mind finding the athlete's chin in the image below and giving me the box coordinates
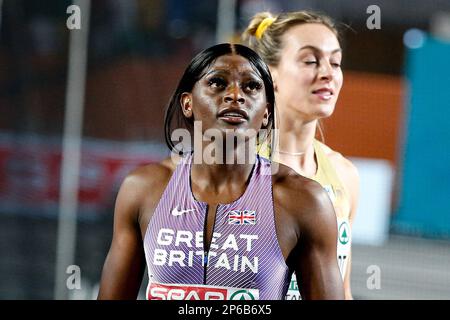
[313,103,336,118]
[223,128,259,141]
[216,122,260,136]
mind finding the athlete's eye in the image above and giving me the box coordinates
[302,54,319,65]
[244,80,263,93]
[208,77,227,89]
[331,61,341,68]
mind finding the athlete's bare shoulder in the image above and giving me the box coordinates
[271,162,337,261]
[116,156,177,235]
[318,142,359,180]
[272,162,335,228]
[98,158,177,299]
[124,159,174,195]
[272,162,330,213]
[318,142,359,203]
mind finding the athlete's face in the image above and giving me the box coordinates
[181,54,269,137]
[271,23,343,121]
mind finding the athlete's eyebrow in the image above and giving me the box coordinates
[204,68,261,79]
[298,45,342,55]
[204,69,229,76]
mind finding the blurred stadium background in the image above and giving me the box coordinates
[1,0,450,299]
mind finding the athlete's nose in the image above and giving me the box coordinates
[223,82,245,104]
[318,61,333,82]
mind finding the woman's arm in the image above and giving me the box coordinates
[97,164,172,299]
[291,181,345,300]
[97,173,147,299]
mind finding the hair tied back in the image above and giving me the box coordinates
[255,17,276,39]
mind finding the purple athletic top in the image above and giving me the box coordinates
[143,154,290,300]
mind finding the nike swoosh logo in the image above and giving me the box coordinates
[171,207,196,216]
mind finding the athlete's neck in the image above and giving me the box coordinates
[274,110,317,177]
[191,141,256,199]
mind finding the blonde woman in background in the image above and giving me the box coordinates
[243,11,359,300]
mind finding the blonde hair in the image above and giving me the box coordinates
[242,11,339,67]
[242,11,339,142]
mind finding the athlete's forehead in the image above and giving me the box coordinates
[282,23,341,56]
[203,54,261,79]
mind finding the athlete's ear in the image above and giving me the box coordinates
[180,93,193,118]
[262,107,269,128]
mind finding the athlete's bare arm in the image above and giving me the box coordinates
[273,164,344,300]
[97,163,173,299]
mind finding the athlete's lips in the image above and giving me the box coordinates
[217,107,249,124]
[311,87,334,101]
[312,87,334,95]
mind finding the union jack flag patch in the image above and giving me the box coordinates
[227,210,256,225]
